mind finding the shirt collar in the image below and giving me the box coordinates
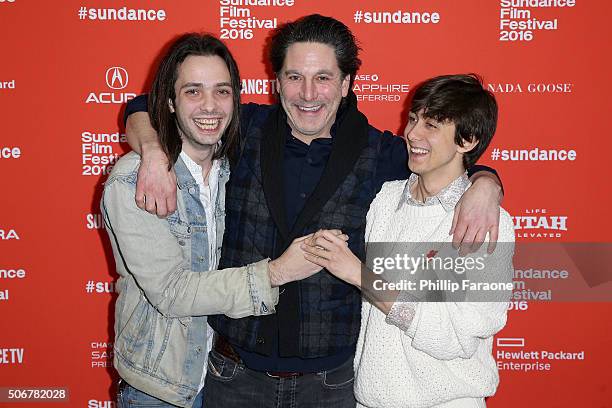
[397,172,470,213]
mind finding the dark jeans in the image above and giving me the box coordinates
[203,349,356,408]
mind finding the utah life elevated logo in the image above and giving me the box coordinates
[513,208,567,239]
[86,66,136,104]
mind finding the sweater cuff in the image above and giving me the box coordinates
[247,259,279,316]
[385,291,419,332]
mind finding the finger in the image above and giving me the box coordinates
[470,229,487,253]
[293,233,314,244]
[452,218,467,250]
[145,195,157,214]
[301,244,332,262]
[165,192,177,215]
[313,230,338,243]
[310,238,334,253]
[165,170,178,214]
[487,225,499,254]
[458,226,478,256]
[450,202,461,235]
[135,167,147,210]
[135,193,146,210]
[338,234,349,242]
[313,236,336,251]
[312,229,326,240]
[321,230,346,245]
[301,243,330,260]
[303,252,329,268]
[156,200,168,218]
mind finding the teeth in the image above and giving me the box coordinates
[194,118,220,130]
[410,147,429,154]
[298,105,321,112]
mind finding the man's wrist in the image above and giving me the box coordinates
[267,259,283,287]
[141,141,170,168]
[472,172,503,201]
[141,140,164,156]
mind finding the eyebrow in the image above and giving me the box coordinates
[180,81,232,89]
[283,69,336,76]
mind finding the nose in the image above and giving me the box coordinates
[404,121,420,142]
[200,90,217,112]
[300,78,317,101]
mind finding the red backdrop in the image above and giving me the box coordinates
[1,0,611,407]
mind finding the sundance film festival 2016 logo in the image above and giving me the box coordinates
[86,66,136,104]
[81,131,125,177]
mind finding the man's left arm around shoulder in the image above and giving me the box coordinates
[456,165,504,255]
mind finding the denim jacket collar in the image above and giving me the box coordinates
[175,156,198,190]
[175,155,230,191]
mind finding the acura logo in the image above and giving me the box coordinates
[105,67,128,90]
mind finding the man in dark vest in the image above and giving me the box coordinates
[124,14,504,408]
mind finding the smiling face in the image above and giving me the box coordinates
[404,109,477,181]
[276,42,350,143]
[171,55,234,159]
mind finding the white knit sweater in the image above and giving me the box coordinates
[354,177,515,408]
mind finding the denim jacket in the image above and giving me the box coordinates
[102,152,278,407]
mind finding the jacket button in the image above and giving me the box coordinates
[256,337,265,345]
[195,346,202,354]
[198,256,205,262]
[178,240,185,246]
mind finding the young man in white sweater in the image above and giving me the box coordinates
[302,74,515,408]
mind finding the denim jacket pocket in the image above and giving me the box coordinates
[118,296,152,355]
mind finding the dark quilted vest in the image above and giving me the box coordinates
[208,103,383,358]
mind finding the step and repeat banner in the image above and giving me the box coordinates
[1,0,611,407]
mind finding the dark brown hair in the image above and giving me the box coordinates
[148,34,241,168]
[410,74,498,168]
[269,14,361,90]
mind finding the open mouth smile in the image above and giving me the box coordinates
[193,118,222,131]
[296,105,323,113]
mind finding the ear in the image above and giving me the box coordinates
[341,74,350,97]
[168,99,175,113]
[275,77,281,96]
[457,137,479,154]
